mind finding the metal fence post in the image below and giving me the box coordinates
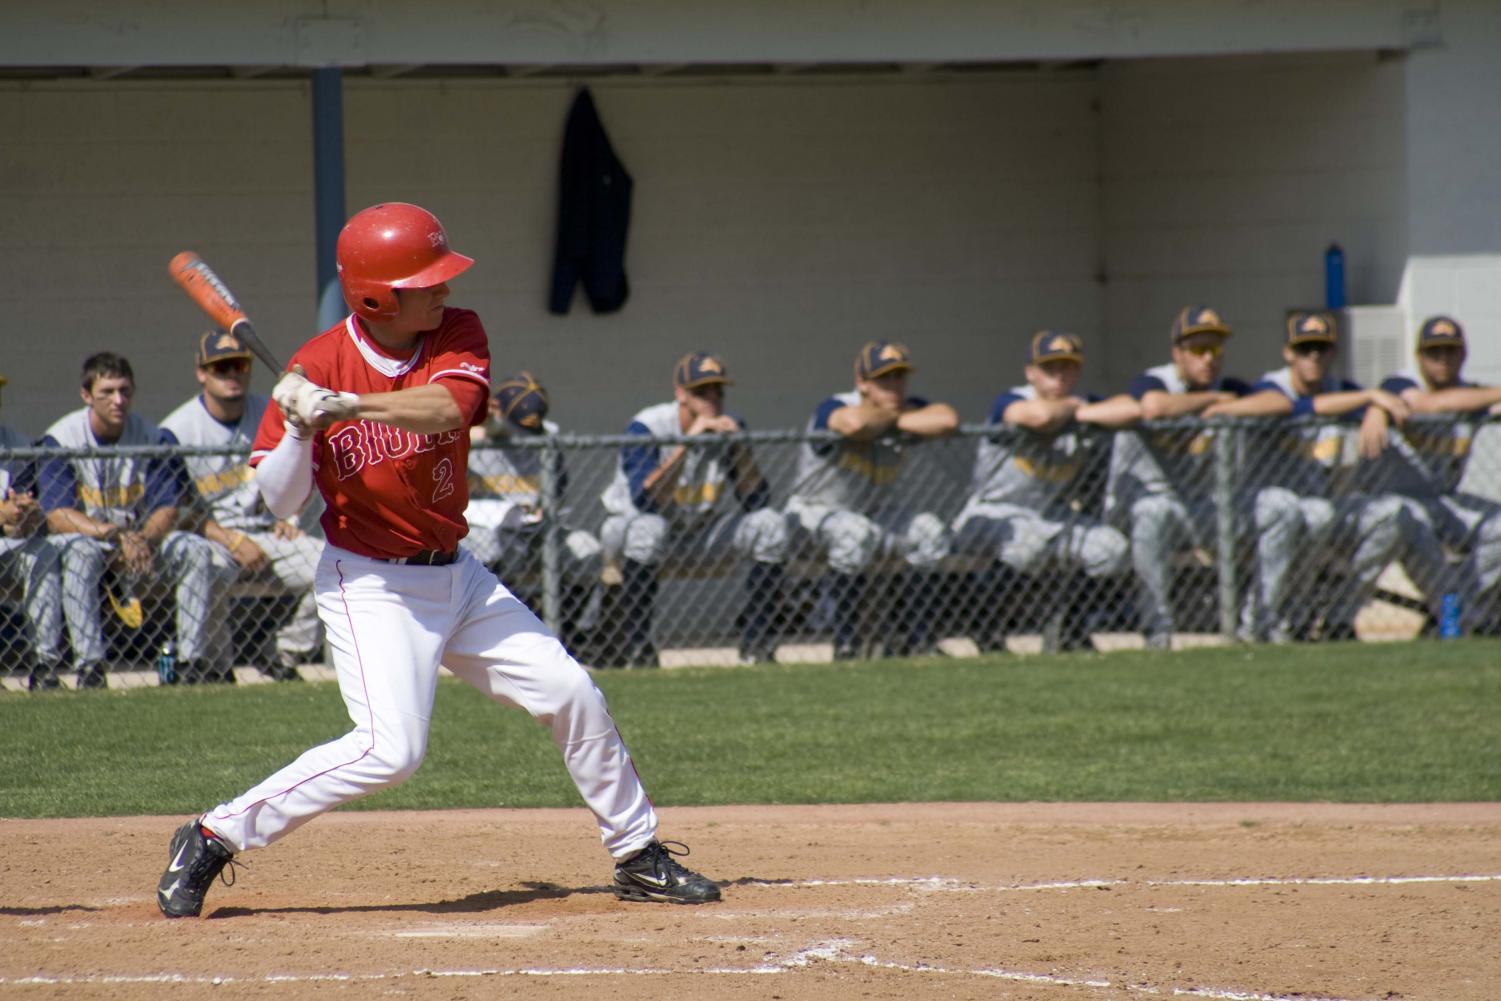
[1213,422,1239,639]
[539,438,563,635]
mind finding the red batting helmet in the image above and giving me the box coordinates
[336,202,474,321]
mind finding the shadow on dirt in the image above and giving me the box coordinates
[205,881,616,918]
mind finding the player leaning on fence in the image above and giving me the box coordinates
[1105,307,1252,650]
[601,352,788,668]
[953,331,1136,653]
[1203,312,1445,643]
[786,342,959,660]
[1361,316,1501,635]
[160,330,324,682]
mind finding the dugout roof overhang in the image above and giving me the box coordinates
[0,0,1433,80]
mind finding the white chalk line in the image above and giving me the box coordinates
[7,872,1485,997]
[0,940,1358,1000]
[747,872,1501,892]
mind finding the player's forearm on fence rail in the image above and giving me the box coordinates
[1406,385,1501,414]
[1140,390,1228,420]
[895,402,959,438]
[1203,390,1290,418]
[349,383,466,435]
[828,402,899,440]
[256,432,315,520]
[1310,390,1379,417]
[1076,394,1141,429]
[1002,397,1078,432]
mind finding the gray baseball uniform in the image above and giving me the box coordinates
[161,391,323,667]
[953,385,1126,578]
[785,390,948,574]
[601,401,787,568]
[0,425,66,670]
[1372,373,1501,628]
[39,408,230,670]
[1239,367,1439,640]
[1106,364,1250,638]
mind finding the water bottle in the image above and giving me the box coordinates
[1324,243,1346,310]
[157,640,178,685]
[1439,593,1462,639]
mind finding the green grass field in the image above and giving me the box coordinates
[2,639,1498,818]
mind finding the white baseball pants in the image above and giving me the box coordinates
[205,545,658,859]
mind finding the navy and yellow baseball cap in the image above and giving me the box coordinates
[674,352,732,390]
[493,371,549,433]
[1416,315,1465,351]
[1170,306,1232,344]
[855,341,914,380]
[1028,330,1085,365]
[196,329,254,366]
[1285,311,1338,347]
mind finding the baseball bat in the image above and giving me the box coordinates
[167,252,284,372]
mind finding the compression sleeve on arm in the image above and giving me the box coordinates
[255,431,315,519]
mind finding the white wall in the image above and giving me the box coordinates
[1399,0,1501,384]
[1099,51,1408,385]
[0,72,1103,436]
[0,82,316,436]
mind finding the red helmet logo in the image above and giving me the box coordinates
[336,203,474,321]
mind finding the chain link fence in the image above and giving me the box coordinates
[3,414,1499,688]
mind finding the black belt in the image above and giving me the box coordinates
[378,549,459,566]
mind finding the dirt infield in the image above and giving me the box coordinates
[2,803,1499,1000]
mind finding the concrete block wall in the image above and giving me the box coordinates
[1099,50,1407,387]
[0,73,1103,437]
[0,51,1427,437]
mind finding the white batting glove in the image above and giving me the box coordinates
[273,365,360,429]
[308,389,360,424]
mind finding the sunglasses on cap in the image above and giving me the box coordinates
[205,359,251,375]
[1291,342,1334,357]
[1180,342,1223,359]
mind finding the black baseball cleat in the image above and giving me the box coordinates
[157,820,239,918]
[613,840,721,904]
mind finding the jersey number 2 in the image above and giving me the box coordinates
[432,458,455,503]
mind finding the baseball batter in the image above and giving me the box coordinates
[160,330,324,681]
[157,202,718,919]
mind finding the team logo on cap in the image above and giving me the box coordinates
[879,345,906,362]
[1300,314,1328,335]
[215,333,240,351]
[1196,309,1222,326]
[699,357,723,373]
[1048,335,1073,353]
[1430,319,1456,336]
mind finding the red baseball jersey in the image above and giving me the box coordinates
[251,308,491,559]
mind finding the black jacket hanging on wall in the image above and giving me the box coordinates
[548,88,633,315]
